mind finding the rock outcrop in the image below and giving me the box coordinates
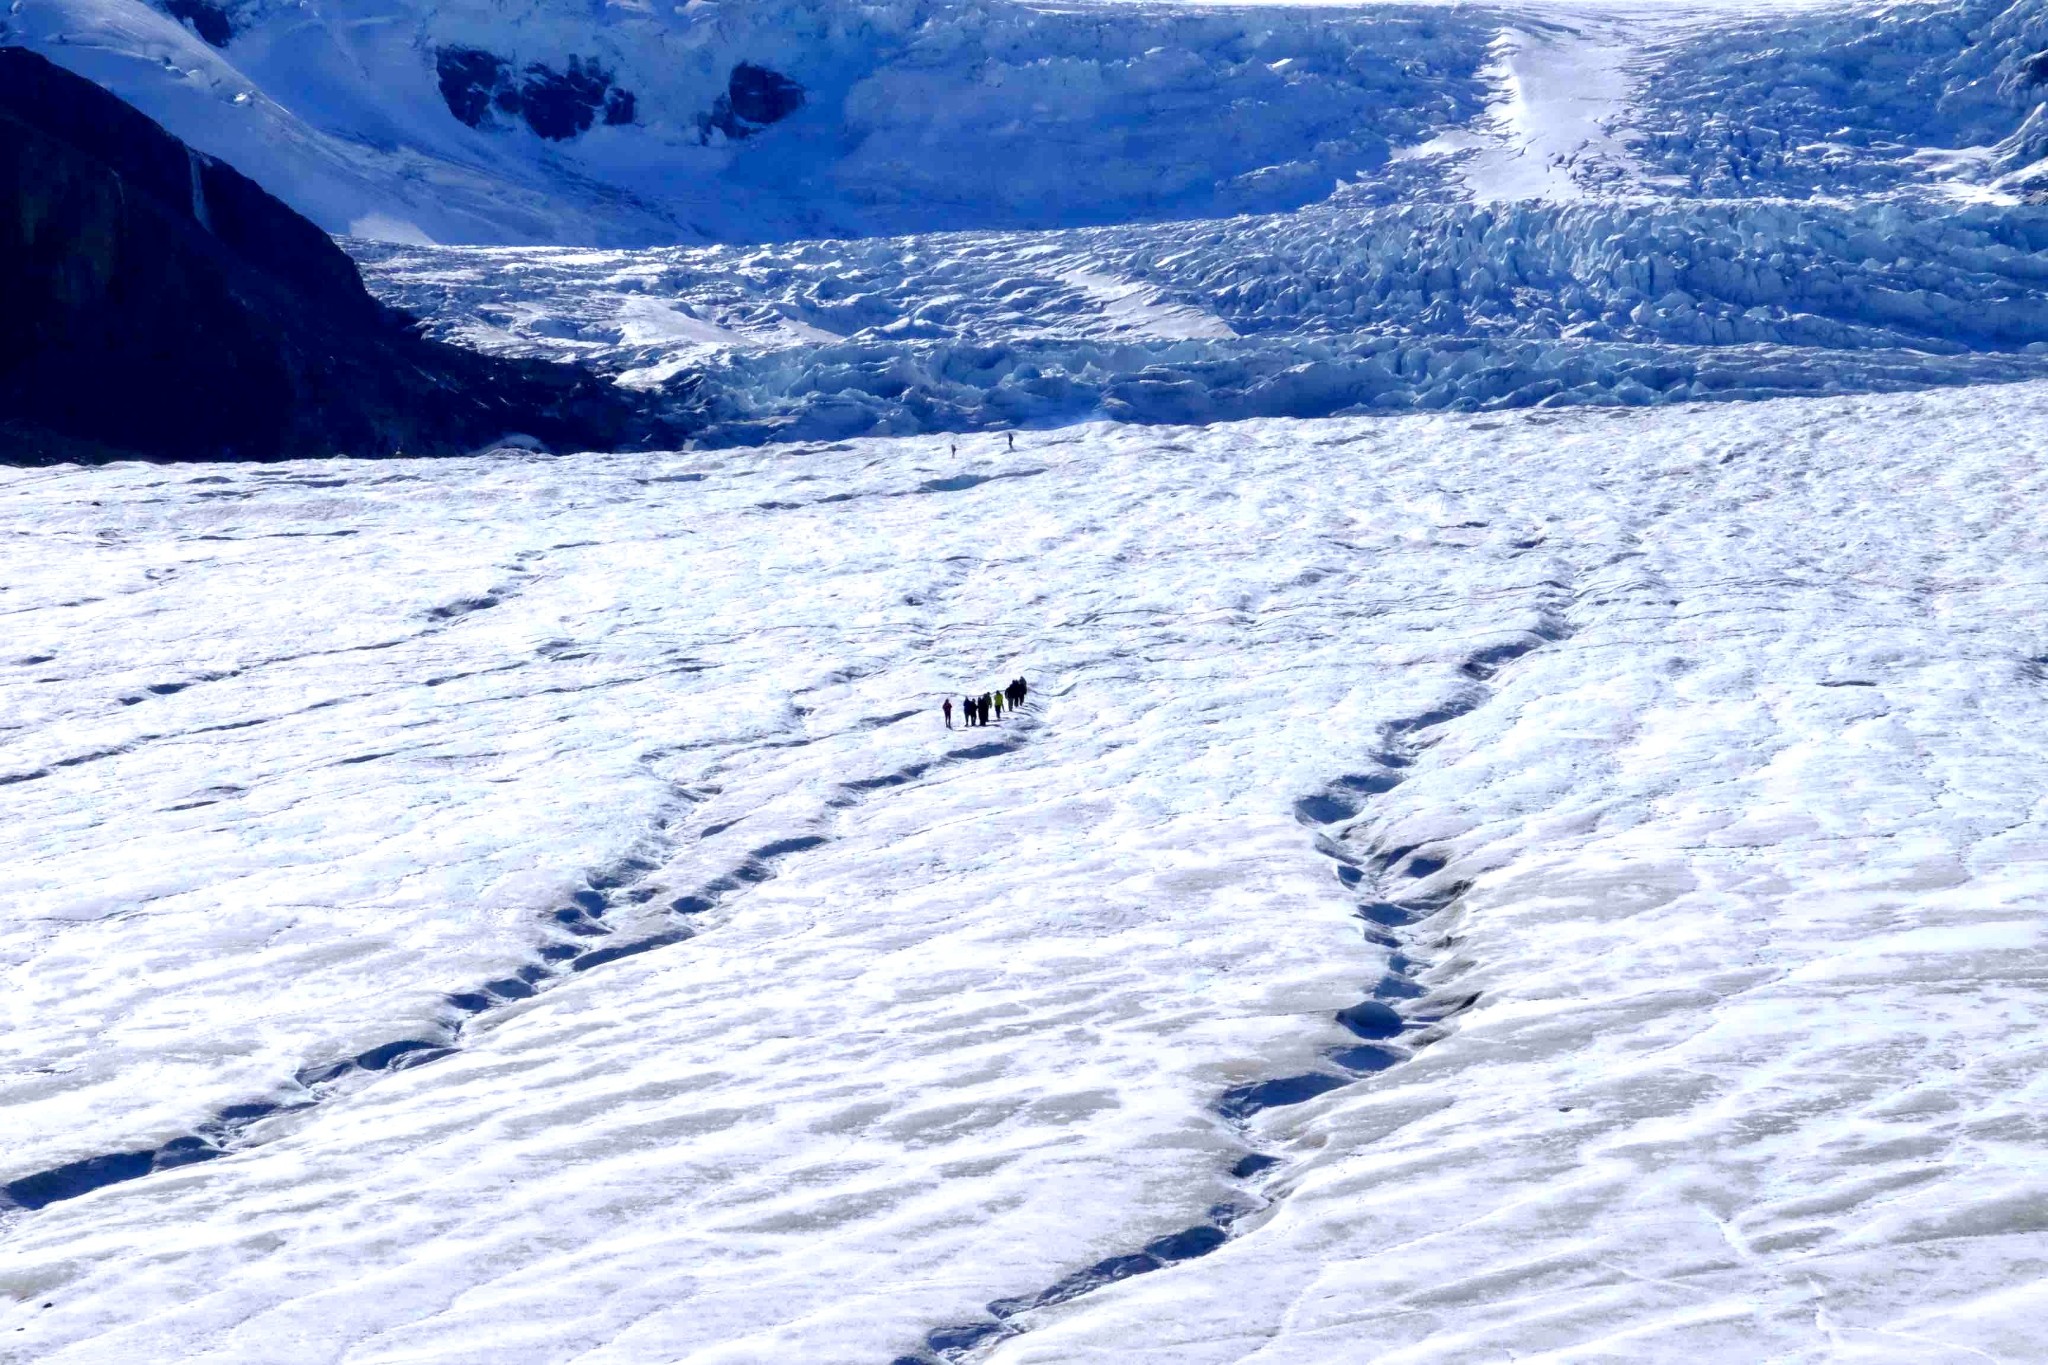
[698,62,805,143]
[434,48,636,140]
[0,46,667,462]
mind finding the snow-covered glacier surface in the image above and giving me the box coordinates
[6,381,2048,1361]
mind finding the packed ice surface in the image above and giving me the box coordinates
[6,381,2048,1361]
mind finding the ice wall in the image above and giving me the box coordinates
[1631,0,2048,198]
[356,196,2048,444]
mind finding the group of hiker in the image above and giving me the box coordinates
[945,677,1029,728]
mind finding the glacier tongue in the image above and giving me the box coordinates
[15,0,2048,248]
[12,0,2048,1361]
[30,0,2048,438]
[354,196,2048,443]
[6,383,2048,1361]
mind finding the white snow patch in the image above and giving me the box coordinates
[611,296,749,349]
[1061,268,1237,341]
[1458,20,1643,202]
[346,212,439,245]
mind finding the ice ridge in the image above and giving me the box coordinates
[356,197,2048,444]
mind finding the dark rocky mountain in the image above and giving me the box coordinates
[698,62,806,144]
[0,46,672,463]
[434,48,637,140]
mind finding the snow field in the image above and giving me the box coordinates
[6,380,2048,1360]
[996,394,2048,1361]
[9,0,2048,1357]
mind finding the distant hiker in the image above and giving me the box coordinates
[963,694,977,726]
[1007,432,1015,452]
[950,442,958,458]
[992,690,1004,720]
[943,698,953,729]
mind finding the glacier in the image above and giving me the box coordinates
[27,0,2048,442]
[353,196,2048,443]
[9,0,2048,1360]
[6,383,2048,1361]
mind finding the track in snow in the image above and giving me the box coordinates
[2,693,1043,1215]
[895,582,1578,1362]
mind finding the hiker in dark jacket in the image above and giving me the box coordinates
[943,698,953,728]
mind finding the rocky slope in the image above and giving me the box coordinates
[0,47,666,461]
